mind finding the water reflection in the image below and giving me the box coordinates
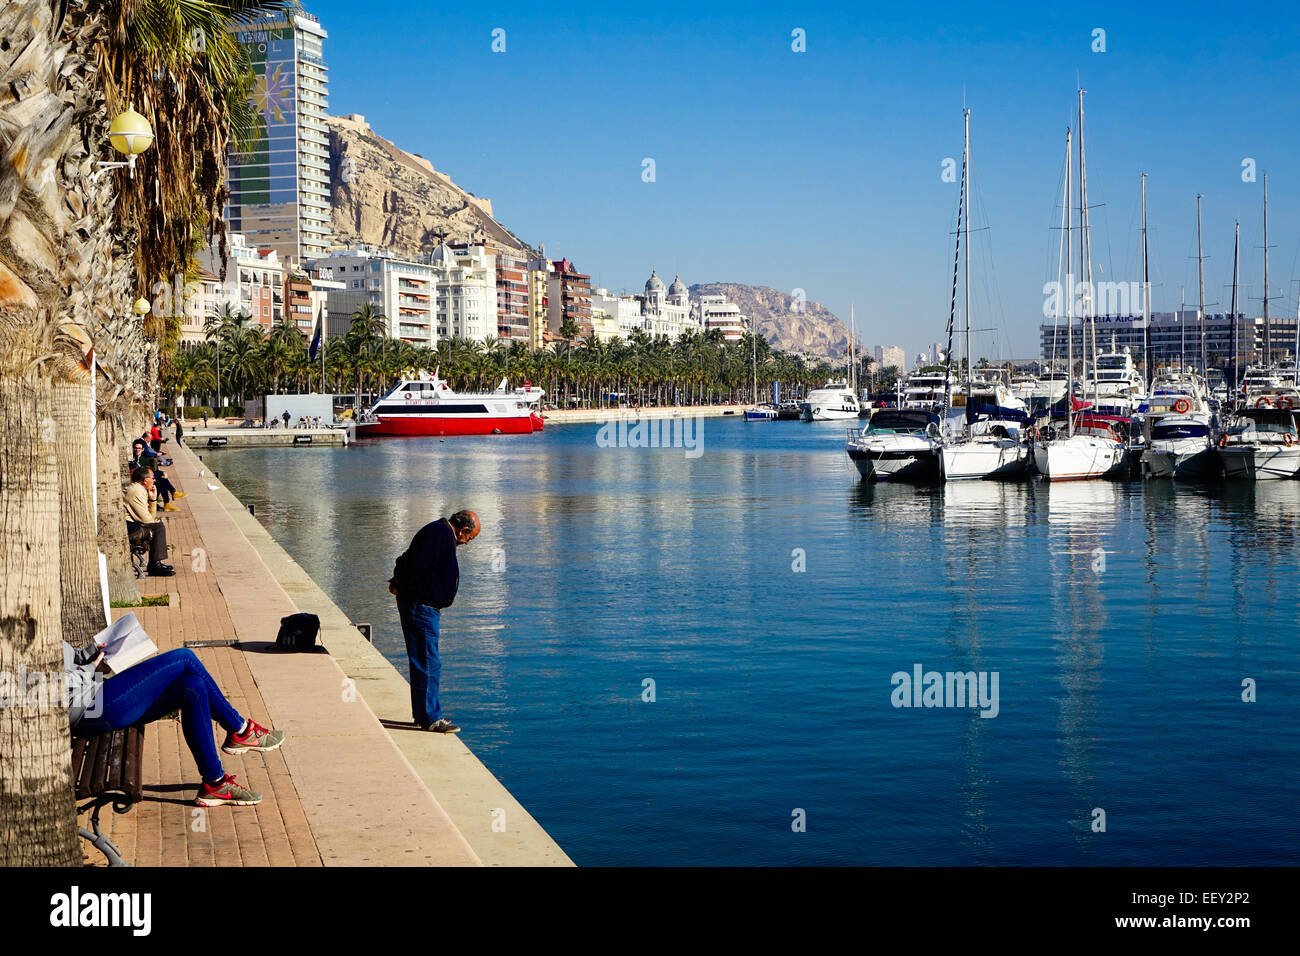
[202,421,1300,866]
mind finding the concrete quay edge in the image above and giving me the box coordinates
[179,442,574,867]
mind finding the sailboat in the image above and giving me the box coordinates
[1142,210,1223,480]
[1032,91,1126,481]
[941,108,1031,481]
[743,313,777,421]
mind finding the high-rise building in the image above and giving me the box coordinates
[495,251,532,344]
[547,259,593,339]
[873,345,906,372]
[526,259,550,348]
[436,242,497,342]
[226,11,332,266]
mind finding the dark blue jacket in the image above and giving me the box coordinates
[391,519,460,609]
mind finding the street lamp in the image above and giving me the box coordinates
[96,106,154,179]
[133,297,151,319]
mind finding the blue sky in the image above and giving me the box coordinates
[307,0,1300,360]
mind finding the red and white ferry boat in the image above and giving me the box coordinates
[359,373,545,436]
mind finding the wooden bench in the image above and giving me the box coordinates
[72,724,147,866]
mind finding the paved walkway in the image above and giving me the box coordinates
[79,432,481,866]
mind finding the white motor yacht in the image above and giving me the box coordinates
[800,381,861,421]
[1216,407,1300,480]
[1141,414,1217,480]
[845,409,942,481]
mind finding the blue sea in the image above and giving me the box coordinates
[203,416,1300,865]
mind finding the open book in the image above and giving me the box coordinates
[92,612,158,675]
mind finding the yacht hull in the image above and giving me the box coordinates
[1033,435,1125,481]
[802,405,861,421]
[847,446,941,482]
[1217,445,1300,480]
[941,441,1031,481]
[1142,444,1219,480]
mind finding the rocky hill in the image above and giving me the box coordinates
[690,283,850,361]
[327,114,534,257]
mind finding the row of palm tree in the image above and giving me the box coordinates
[0,0,299,865]
[166,306,887,412]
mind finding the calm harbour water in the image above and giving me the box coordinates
[203,416,1300,866]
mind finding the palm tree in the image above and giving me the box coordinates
[205,303,251,409]
[350,302,389,390]
[0,0,296,865]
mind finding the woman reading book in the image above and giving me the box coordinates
[66,634,286,807]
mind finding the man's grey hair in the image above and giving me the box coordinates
[448,511,477,534]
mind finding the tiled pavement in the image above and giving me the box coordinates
[78,430,480,866]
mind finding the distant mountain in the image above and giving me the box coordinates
[689,283,849,362]
[327,114,535,257]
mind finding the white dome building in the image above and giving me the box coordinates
[640,269,695,338]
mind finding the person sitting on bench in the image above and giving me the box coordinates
[124,468,174,577]
[66,641,285,807]
[130,440,182,510]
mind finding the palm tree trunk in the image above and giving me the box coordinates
[97,414,138,605]
[54,378,105,644]
[0,373,80,866]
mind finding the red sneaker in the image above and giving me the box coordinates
[222,719,286,755]
[195,774,262,807]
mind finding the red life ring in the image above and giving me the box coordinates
[1173,398,1191,414]
[1286,433,1296,447]
[1277,396,1294,411]
[1256,396,1273,409]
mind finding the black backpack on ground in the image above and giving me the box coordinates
[276,612,321,651]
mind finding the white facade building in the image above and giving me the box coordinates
[697,293,747,342]
[591,288,645,338]
[640,270,696,338]
[308,246,436,346]
[433,242,497,342]
[196,231,284,330]
[874,344,906,372]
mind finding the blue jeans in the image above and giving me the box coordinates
[77,648,243,784]
[398,600,442,725]
[155,474,175,504]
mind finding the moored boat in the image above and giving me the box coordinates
[1215,407,1300,480]
[1141,413,1217,480]
[362,374,545,436]
[845,409,942,481]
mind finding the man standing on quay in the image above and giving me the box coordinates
[389,510,480,733]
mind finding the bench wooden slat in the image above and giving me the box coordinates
[104,729,126,792]
[89,731,112,793]
[125,726,145,802]
[73,725,147,803]
[70,736,90,797]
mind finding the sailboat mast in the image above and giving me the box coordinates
[1262,173,1271,367]
[1078,88,1096,407]
[1141,173,1151,389]
[1231,222,1240,392]
[1196,194,1206,375]
[942,110,966,414]
[1180,288,1186,370]
[849,303,856,396]
[1065,127,1074,438]
[963,107,972,422]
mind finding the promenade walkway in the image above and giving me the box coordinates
[78,430,566,866]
